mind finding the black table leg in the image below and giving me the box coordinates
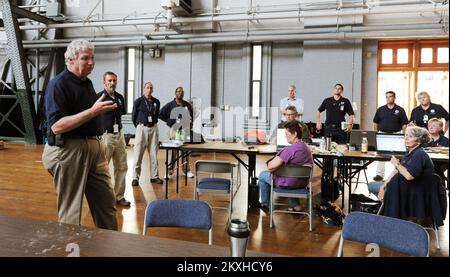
[165,149,169,199]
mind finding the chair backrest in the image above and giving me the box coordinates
[272,164,313,180]
[143,200,212,230]
[339,212,429,257]
[195,160,234,174]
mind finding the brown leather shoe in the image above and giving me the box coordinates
[373,175,383,182]
[151,177,164,184]
[116,198,131,207]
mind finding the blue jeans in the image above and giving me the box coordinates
[258,170,300,207]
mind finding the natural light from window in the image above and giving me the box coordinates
[421,48,433,63]
[382,49,393,64]
[397,48,409,64]
[437,47,449,63]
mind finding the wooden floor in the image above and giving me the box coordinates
[0,142,448,257]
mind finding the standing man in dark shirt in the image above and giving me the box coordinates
[372,91,408,181]
[42,39,118,230]
[159,86,194,178]
[97,71,130,207]
[316,83,355,144]
[410,91,449,133]
[131,81,163,186]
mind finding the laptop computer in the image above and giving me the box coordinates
[276,128,291,150]
[376,133,407,154]
[349,130,377,151]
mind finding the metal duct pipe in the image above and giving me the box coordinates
[13,3,448,31]
[21,29,447,48]
[20,23,446,45]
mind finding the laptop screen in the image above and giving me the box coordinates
[349,130,377,151]
[277,128,291,148]
[376,134,406,153]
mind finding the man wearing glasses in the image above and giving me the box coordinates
[279,85,304,122]
[271,106,311,143]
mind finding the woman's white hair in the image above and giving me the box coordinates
[64,39,94,65]
[405,126,431,145]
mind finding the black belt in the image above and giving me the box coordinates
[68,135,102,140]
[325,124,340,128]
[139,123,155,127]
[106,130,121,134]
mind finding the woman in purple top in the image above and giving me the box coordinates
[258,121,313,211]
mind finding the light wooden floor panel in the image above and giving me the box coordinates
[0,142,447,257]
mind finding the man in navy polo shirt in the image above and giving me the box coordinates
[159,86,194,178]
[372,91,408,181]
[42,39,118,230]
[131,81,163,186]
[316,83,355,144]
[97,71,130,207]
[410,91,449,133]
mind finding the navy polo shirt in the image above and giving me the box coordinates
[318,96,354,125]
[400,146,434,180]
[410,103,449,129]
[97,90,126,133]
[131,96,160,127]
[427,135,449,147]
[373,104,408,133]
[159,99,193,128]
[45,68,102,136]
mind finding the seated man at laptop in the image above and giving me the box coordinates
[368,127,433,202]
[270,106,311,144]
[258,122,313,211]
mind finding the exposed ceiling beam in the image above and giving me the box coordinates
[10,5,57,25]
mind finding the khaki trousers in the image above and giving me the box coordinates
[42,138,118,230]
[103,131,128,201]
[133,124,160,180]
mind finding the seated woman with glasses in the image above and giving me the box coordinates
[258,121,313,212]
[374,126,445,225]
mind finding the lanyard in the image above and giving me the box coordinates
[104,91,119,124]
[144,97,153,115]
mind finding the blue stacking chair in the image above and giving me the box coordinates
[143,199,213,245]
[194,160,239,219]
[337,211,429,257]
[270,164,314,231]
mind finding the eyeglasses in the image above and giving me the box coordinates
[285,113,297,116]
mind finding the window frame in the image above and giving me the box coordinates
[250,44,263,118]
[378,39,449,110]
[125,47,136,114]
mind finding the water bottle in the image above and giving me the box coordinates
[326,135,332,151]
[228,219,250,257]
[175,130,181,141]
[361,137,368,153]
[320,137,326,152]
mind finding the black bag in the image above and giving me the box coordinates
[350,194,382,214]
[315,202,346,227]
[248,177,260,208]
[321,176,340,203]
